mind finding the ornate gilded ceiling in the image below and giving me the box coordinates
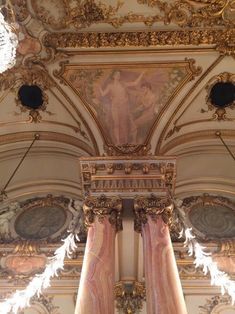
[0,1,234,312]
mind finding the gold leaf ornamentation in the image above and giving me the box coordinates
[83,195,123,232]
[43,29,235,53]
[115,281,146,314]
[138,0,235,27]
[134,194,173,232]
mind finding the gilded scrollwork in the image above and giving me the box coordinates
[83,195,123,232]
[202,72,235,119]
[138,0,235,27]
[134,194,173,233]
[17,0,235,31]
[199,295,231,314]
[115,281,146,314]
[0,65,54,122]
[32,0,124,30]
[104,144,151,156]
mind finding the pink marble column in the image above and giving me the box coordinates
[75,195,122,314]
[142,217,187,314]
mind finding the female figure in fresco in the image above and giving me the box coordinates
[99,70,144,144]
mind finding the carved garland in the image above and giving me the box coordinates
[43,29,235,55]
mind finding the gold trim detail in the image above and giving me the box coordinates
[204,72,235,117]
[161,129,235,154]
[55,59,201,150]
[156,55,224,153]
[80,157,176,197]
[0,64,90,140]
[181,194,235,240]
[134,194,173,232]
[43,29,235,53]
[138,0,235,27]
[164,74,235,140]
[22,0,235,29]
[199,295,231,313]
[104,143,151,156]
[115,281,146,314]
[0,65,54,92]
[83,195,123,232]
[0,131,95,156]
[32,0,123,29]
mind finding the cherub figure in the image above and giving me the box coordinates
[0,201,19,239]
[68,199,86,237]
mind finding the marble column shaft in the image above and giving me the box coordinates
[75,217,116,314]
[142,216,187,314]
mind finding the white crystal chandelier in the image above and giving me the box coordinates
[0,1,18,73]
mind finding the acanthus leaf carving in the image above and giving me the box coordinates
[134,194,173,233]
[83,195,123,232]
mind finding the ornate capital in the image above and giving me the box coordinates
[134,194,173,233]
[115,281,146,314]
[83,195,123,232]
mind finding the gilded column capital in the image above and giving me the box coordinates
[134,194,173,233]
[83,195,123,232]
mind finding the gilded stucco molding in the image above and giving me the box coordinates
[134,194,173,233]
[0,65,54,93]
[115,281,146,314]
[165,72,235,139]
[199,295,232,314]
[138,0,235,27]
[181,193,235,210]
[180,194,235,240]
[0,62,90,139]
[204,72,235,118]
[80,157,176,197]
[83,195,123,232]
[43,29,235,51]
[16,0,235,29]
[156,55,224,154]
[104,143,151,156]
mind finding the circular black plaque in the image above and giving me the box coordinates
[15,206,66,239]
[209,82,235,108]
[18,85,43,110]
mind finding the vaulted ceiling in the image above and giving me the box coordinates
[0,0,235,313]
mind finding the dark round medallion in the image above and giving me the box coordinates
[18,85,43,110]
[189,204,235,239]
[15,206,66,239]
[209,82,235,108]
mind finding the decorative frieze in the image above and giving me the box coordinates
[80,156,176,198]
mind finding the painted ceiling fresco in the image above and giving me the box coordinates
[61,62,195,145]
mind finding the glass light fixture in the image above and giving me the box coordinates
[0,0,18,73]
